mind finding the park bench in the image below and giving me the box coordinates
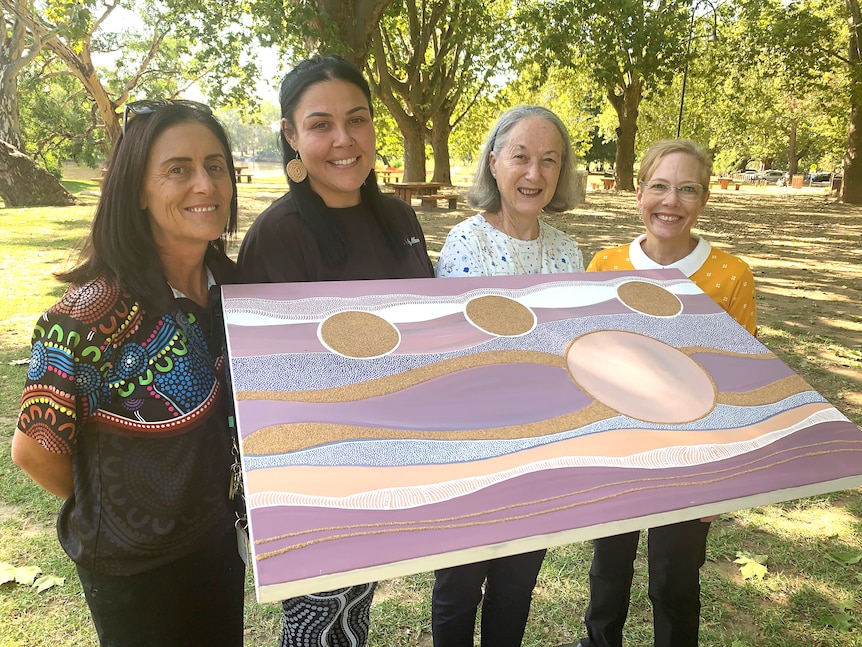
[237,172,254,183]
[418,192,459,210]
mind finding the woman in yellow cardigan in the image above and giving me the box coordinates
[574,139,756,647]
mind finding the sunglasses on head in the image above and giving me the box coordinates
[119,99,213,136]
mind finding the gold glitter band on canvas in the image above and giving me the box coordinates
[286,157,308,183]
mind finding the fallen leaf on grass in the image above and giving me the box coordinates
[819,611,853,633]
[838,599,855,612]
[1,563,65,592]
[7,358,30,365]
[825,549,862,565]
[734,553,768,580]
[14,565,42,585]
[0,562,15,584]
[33,575,65,592]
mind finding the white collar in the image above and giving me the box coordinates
[627,234,711,277]
[169,266,215,300]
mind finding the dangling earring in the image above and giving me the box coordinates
[286,152,307,183]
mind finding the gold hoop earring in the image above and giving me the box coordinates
[285,154,307,183]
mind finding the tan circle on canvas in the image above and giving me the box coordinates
[617,281,682,317]
[465,295,536,337]
[319,311,400,358]
[565,330,715,424]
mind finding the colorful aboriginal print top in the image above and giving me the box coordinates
[17,264,238,576]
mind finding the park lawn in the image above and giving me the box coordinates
[1,184,861,646]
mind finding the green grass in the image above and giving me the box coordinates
[60,179,101,194]
[1,184,861,646]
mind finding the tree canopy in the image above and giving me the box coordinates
[4,0,861,203]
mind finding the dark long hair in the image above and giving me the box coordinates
[278,55,404,266]
[59,103,238,314]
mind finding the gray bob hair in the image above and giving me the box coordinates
[466,105,578,213]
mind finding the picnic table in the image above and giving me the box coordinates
[377,167,401,183]
[234,165,254,183]
[390,182,458,210]
[715,177,740,190]
[390,182,449,203]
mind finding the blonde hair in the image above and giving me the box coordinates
[637,139,712,188]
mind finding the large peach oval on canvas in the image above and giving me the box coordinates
[318,311,400,358]
[565,330,715,423]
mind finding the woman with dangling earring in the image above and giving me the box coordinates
[237,55,434,647]
[238,55,433,285]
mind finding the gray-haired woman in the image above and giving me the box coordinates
[436,105,583,279]
[433,105,584,647]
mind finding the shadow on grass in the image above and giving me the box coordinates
[60,179,100,194]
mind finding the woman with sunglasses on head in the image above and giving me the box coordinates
[564,139,757,647]
[11,100,245,647]
[237,55,433,647]
[433,105,583,647]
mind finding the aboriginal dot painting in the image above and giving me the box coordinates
[222,269,862,602]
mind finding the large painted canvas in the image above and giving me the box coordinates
[222,269,862,603]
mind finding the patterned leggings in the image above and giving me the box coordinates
[280,582,377,647]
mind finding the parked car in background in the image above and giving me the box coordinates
[809,172,833,187]
[757,169,787,183]
[742,169,759,181]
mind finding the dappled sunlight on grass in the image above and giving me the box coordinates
[735,505,859,541]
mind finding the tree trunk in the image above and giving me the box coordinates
[842,0,862,203]
[787,119,798,177]
[367,24,428,182]
[0,7,32,151]
[0,70,22,151]
[429,119,451,184]
[608,80,642,191]
[842,102,862,203]
[0,140,77,207]
[400,119,426,182]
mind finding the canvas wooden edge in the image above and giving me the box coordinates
[253,475,862,602]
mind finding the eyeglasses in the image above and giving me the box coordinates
[639,182,706,202]
[119,99,213,136]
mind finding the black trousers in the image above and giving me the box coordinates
[76,530,245,647]
[584,520,711,647]
[432,549,546,647]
